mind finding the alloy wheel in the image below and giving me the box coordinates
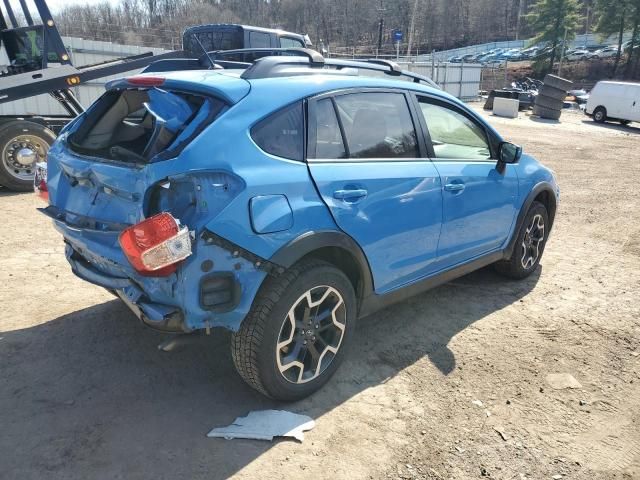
[521,213,545,269]
[2,134,49,181]
[276,286,346,384]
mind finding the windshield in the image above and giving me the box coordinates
[68,88,224,163]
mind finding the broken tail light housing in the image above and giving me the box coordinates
[119,213,192,276]
[34,161,48,202]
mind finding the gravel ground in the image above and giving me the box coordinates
[1,108,639,480]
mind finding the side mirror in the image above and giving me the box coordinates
[499,142,522,164]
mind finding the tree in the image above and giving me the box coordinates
[626,0,640,77]
[594,0,629,77]
[526,0,582,74]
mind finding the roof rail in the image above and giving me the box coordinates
[236,51,439,89]
[209,47,324,66]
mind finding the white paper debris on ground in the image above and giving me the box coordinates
[207,410,315,442]
[546,373,582,390]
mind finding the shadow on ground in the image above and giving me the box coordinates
[0,266,540,479]
[580,119,640,134]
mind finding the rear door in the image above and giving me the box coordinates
[412,94,518,268]
[307,90,443,294]
[627,85,640,121]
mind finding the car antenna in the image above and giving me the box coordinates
[191,33,217,70]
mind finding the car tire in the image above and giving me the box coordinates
[620,119,631,126]
[231,259,357,401]
[593,106,607,123]
[495,201,549,280]
[539,85,568,101]
[533,105,562,120]
[543,74,573,91]
[0,121,55,191]
[534,94,564,111]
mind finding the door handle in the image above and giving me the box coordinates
[333,189,368,200]
[444,183,465,192]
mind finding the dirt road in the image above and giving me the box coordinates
[1,109,639,480]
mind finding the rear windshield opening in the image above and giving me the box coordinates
[69,88,224,163]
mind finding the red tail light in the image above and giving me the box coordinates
[119,213,192,276]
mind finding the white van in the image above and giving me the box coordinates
[585,81,640,125]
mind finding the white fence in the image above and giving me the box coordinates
[398,62,482,100]
[0,36,168,116]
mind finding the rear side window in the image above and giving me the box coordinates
[251,102,304,161]
[69,88,225,163]
[333,92,418,159]
[183,29,243,57]
[249,31,271,48]
[311,98,346,159]
[280,37,304,48]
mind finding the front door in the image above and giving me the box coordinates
[307,91,443,294]
[413,95,519,268]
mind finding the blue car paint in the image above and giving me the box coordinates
[431,161,519,267]
[45,70,559,333]
[249,195,294,234]
[307,160,444,294]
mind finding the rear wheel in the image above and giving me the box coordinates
[495,201,549,279]
[0,121,55,191]
[231,259,357,401]
[593,106,607,123]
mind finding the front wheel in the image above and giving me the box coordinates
[593,106,607,123]
[231,259,357,401]
[495,201,549,279]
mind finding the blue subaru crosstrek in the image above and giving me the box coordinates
[42,52,559,400]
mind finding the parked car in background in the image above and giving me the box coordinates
[591,46,619,59]
[42,53,559,400]
[565,49,590,61]
[586,81,640,125]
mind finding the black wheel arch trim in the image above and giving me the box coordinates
[504,182,557,259]
[269,229,375,301]
[266,185,556,320]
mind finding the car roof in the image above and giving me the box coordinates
[110,68,457,106]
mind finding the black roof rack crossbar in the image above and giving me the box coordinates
[207,47,324,66]
[237,52,439,89]
[365,59,402,75]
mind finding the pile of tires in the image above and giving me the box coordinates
[533,74,573,121]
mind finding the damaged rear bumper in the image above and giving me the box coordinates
[67,245,187,332]
[46,206,271,333]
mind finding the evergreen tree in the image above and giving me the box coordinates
[526,0,582,74]
[594,0,628,77]
[626,0,640,77]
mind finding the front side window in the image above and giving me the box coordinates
[251,102,304,161]
[334,92,418,159]
[417,98,491,161]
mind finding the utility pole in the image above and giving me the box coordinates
[376,0,386,57]
[515,0,524,41]
[406,0,419,56]
[585,0,591,45]
[557,26,569,76]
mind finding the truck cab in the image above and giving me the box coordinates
[182,24,310,62]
